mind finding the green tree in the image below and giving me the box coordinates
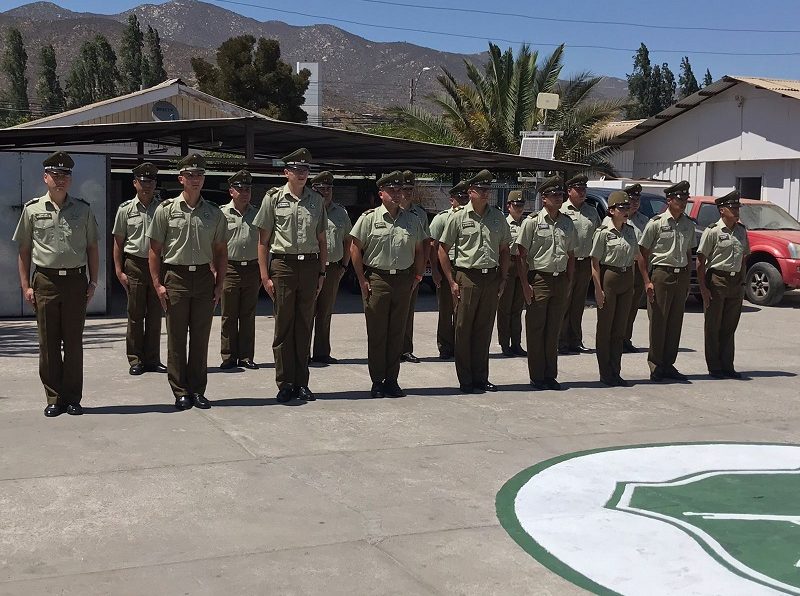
[1,27,30,125]
[702,68,713,87]
[658,62,676,110]
[625,43,652,119]
[35,44,65,114]
[384,43,626,175]
[678,56,699,97]
[191,35,311,122]
[119,14,144,93]
[65,35,119,108]
[141,25,167,87]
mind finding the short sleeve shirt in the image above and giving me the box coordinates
[221,201,259,262]
[324,202,353,263]
[350,204,424,270]
[252,183,325,254]
[407,204,432,239]
[430,208,456,260]
[516,208,578,273]
[13,193,99,268]
[590,223,639,268]
[697,219,750,272]
[507,214,524,256]
[639,212,698,267]
[439,203,511,269]
[602,210,649,242]
[560,199,601,258]
[112,196,159,258]
[146,194,226,265]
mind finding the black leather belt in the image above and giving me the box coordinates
[709,268,740,277]
[164,263,210,272]
[36,265,86,276]
[601,264,632,274]
[366,266,411,275]
[533,269,565,277]
[271,253,319,261]
[124,253,148,261]
[230,259,258,266]
[454,266,498,274]
[653,265,688,273]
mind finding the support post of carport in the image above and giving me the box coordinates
[245,123,255,161]
[180,133,189,156]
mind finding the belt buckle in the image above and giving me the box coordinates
[389,269,396,274]
[622,267,628,272]
[730,271,736,276]
[297,254,305,261]
[189,265,197,272]
[673,268,680,273]
[577,257,585,261]
[241,261,247,266]
[552,271,559,277]
[58,269,67,276]
[326,261,330,266]
[481,268,488,274]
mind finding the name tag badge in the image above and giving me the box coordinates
[537,223,549,230]
[375,221,387,229]
[34,212,52,220]
[719,233,730,240]
[462,221,475,228]
[660,225,672,231]
[276,201,291,208]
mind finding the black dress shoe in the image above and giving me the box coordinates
[238,358,258,370]
[400,352,420,363]
[175,395,193,410]
[723,369,743,379]
[370,382,385,398]
[220,359,237,370]
[439,351,454,359]
[558,346,572,355]
[297,386,316,401]
[511,345,527,357]
[311,355,338,365]
[144,363,167,373]
[709,369,726,379]
[544,378,563,391]
[478,381,499,392]
[530,380,548,390]
[600,377,617,387]
[665,367,688,382]
[129,363,144,375]
[66,403,84,415]
[573,343,591,353]
[276,385,296,403]
[501,346,514,357]
[192,393,211,409]
[615,377,632,387]
[383,380,406,397]
[650,370,664,383]
[459,384,476,394]
[622,340,637,353]
[44,404,63,417]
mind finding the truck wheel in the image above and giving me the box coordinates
[745,262,785,306]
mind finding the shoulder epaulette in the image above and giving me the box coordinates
[651,214,662,221]
[452,206,463,212]
[74,197,89,205]
[437,209,448,215]
[158,199,173,208]
[267,187,282,197]
[598,224,608,231]
[707,222,718,229]
[119,199,133,208]
[736,221,746,228]
[361,208,375,215]
[493,205,502,211]
[687,215,698,224]
[527,212,538,219]
[24,197,40,206]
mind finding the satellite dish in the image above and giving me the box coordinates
[536,92,559,110]
[152,100,180,121]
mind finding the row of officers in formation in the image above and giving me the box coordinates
[13,150,751,417]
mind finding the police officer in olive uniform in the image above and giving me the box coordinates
[590,191,651,387]
[310,170,352,364]
[113,162,165,376]
[639,180,698,382]
[438,170,511,394]
[350,171,425,398]
[697,190,750,379]
[515,176,578,391]
[620,183,650,353]
[147,154,228,410]
[254,148,327,403]
[497,190,527,357]
[13,151,100,417]
[429,181,469,359]
[219,170,260,370]
[559,173,601,354]
[400,170,432,363]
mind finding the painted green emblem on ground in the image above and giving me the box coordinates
[496,443,800,595]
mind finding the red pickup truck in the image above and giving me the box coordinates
[687,197,800,306]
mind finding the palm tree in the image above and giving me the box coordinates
[384,43,626,175]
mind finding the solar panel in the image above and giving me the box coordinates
[519,131,561,160]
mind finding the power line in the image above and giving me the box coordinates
[212,0,800,57]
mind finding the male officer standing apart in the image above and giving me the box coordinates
[254,148,327,403]
[438,169,511,394]
[638,180,697,382]
[515,176,577,391]
[14,151,99,417]
[497,190,527,357]
[350,171,425,398]
[559,173,600,355]
[219,170,260,370]
[400,170,432,363]
[310,170,352,364]
[147,154,227,410]
[429,181,468,359]
[697,190,750,379]
[620,183,650,352]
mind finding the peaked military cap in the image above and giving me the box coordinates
[311,171,334,186]
[664,180,691,197]
[228,169,252,187]
[538,175,565,195]
[132,162,158,180]
[507,190,525,204]
[566,173,588,187]
[282,148,312,167]
[448,181,469,196]
[624,183,642,195]
[466,169,493,188]
[715,190,741,208]
[43,151,74,173]
[177,153,206,173]
[608,190,631,208]
[377,170,405,188]
[402,170,415,186]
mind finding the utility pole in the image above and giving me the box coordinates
[409,66,433,106]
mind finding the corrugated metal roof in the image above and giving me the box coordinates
[600,119,645,139]
[728,76,800,101]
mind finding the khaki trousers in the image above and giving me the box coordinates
[312,261,343,359]
[220,260,260,362]
[454,268,501,386]
[704,269,744,373]
[559,257,592,349]
[647,266,690,373]
[124,254,162,367]
[436,266,455,355]
[164,265,215,398]
[624,266,645,342]
[33,268,88,405]
[497,260,524,349]
[525,271,569,381]
[364,268,413,383]
[270,257,318,389]
[595,267,634,382]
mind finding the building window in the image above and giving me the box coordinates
[736,177,762,200]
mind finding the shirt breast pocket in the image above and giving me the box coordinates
[168,217,186,230]
[127,215,143,233]
[33,217,55,241]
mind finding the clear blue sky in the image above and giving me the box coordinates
[5,0,800,80]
